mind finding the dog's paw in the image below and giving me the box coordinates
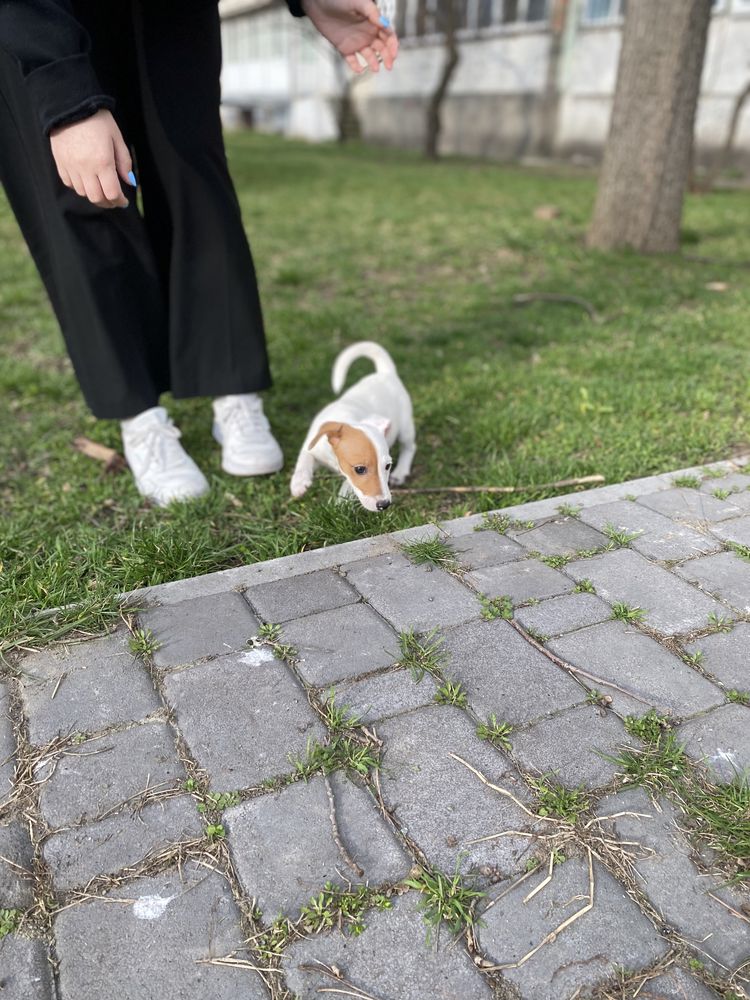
[389,472,407,487]
[290,474,312,498]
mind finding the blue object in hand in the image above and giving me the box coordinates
[379,14,391,27]
[127,171,137,187]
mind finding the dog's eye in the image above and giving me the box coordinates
[353,465,367,475]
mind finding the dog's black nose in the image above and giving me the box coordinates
[376,499,391,511]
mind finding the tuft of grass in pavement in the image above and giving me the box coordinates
[291,734,379,779]
[434,678,468,708]
[476,714,513,750]
[603,732,687,793]
[624,709,670,745]
[401,536,458,570]
[708,612,733,633]
[726,689,750,705]
[673,475,701,489]
[611,602,646,624]
[397,628,446,681]
[0,909,20,940]
[404,867,485,941]
[479,594,513,620]
[4,133,750,653]
[299,883,392,937]
[602,523,641,547]
[528,777,590,823]
[127,626,161,658]
[574,578,596,594]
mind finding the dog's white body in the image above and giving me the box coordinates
[290,342,416,512]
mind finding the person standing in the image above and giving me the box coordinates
[0,0,397,504]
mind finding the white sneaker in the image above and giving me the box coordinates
[121,406,209,506]
[212,394,284,476]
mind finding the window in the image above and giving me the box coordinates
[525,0,548,20]
[583,0,625,21]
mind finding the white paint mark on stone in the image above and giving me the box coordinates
[240,648,275,666]
[710,748,739,767]
[133,895,174,920]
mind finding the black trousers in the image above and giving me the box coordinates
[0,0,271,419]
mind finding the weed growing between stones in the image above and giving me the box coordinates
[479,594,513,621]
[127,626,161,658]
[475,714,513,751]
[602,523,642,547]
[672,475,701,489]
[611,602,647,624]
[400,536,458,572]
[574,578,596,594]
[255,622,298,663]
[556,504,582,518]
[528,777,590,824]
[396,629,446,681]
[434,679,468,709]
[726,690,750,705]
[403,866,485,942]
[290,734,380,780]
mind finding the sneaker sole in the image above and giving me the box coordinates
[220,457,284,477]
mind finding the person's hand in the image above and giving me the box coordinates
[49,109,134,209]
[302,0,398,74]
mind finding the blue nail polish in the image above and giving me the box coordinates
[127,170,137,187]
[379,14,391,27]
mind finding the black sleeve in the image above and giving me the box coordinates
[285,0,306,17]
[0,0,114,134]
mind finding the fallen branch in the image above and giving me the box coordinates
[73,436,127,474]
[512,292,599,322]
[448,753,545,820]
[299,961,389,1000]
[391,474,605,496]
[509,620,652,705]
[324,774,364,877]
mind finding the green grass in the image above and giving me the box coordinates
[290,734,379,779]
[611,602,646,624]
[479,593,513,620]
[574,578,596,593]
[476,714,513,750]
[434,678,468,708]
[3,133,750,653]
[401,536,458,570]
[397,628,446,681]
[404,867,485,940]
[528,777,590,823]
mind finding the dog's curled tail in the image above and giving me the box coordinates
[331,341,397,395]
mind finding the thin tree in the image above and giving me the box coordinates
[587,0,712,253]
[424,0,462,160]
[702,79,750,190]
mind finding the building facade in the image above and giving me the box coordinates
[219,0,750,164]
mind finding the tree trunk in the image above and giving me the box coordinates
[702,79,750,190]
[538,0,569,158]
[587,0,712,253]
[424,0,460,160]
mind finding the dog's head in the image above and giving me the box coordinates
[309,418,392,512]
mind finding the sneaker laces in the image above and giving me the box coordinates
[126,419,187,476]
[219,397,269,442]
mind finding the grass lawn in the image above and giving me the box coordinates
[2,134,749,654]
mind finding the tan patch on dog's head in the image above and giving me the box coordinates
[309,422,382,497]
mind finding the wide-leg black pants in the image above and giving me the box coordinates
[0,0,271,419]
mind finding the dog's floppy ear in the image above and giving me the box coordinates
[308,421,344,450]
[361,414,391,438]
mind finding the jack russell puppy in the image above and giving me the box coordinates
[290,341,416,512]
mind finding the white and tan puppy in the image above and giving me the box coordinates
[291,341,416,512]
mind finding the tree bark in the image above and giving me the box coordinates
[424,0,460,160]
[587,0,712,253]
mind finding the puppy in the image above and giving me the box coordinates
[290,341,416,512]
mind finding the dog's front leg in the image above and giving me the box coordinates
[337,479,354,501]
[290,450,316,498]
[390,436,416,486]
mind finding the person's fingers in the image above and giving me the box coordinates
[69,172,87,199]
[99,165,129,207]
[358,44,380,73]
[353,0,393,31]
[112,130,134,188]
[345,53,365,74]
[371,36,393,70]
[58,167,73,189]
[82,173,109,207]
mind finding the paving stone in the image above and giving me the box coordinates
[549,621,724,717]
[675,551,750,613]
[710,513,750,549]
[476,855,668,1000]
[0,936,55,1000]
[448,528,525,569]
[0,680,15,803]
[637,488,744,524]
[676,704,750,782]
[283,891,494,1000]
[0,820,34,907]
[18,632,160,745]
[54,862,263,1000]
[163,652,324,789]
[325,668,439,724]
[580,498,721,561]
[225,772,409,918]
[468,558,574,604]
[43,794,203,891]
[513,592,612,636]
[37,721,186,829]
[698,471,750,495]
[509,516,609,556]
[510,704,637,788]
[684,622,750,690]
[566,548,723,634]
[597,789,749,979]
[377,705,533,879]
[245,568,359,623]
[281,603,397,686]
[141,591,259,668]
[440,618,586,725]
[341,552,481,632]
[639,967,719,999]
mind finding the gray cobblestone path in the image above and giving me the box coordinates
[2,458,749,999]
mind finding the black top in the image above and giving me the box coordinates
[0,0,306,135]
